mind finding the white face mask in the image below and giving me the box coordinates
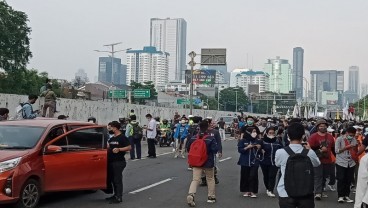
[251,132,257,138]
[268,135,275,139]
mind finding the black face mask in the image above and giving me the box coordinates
[108,130,114,135]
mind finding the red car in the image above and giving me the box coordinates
[0,119,108,208]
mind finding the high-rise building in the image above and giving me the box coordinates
[98,57,126,85]
[126,46,169,87]
[348,66,359,94]
[264,57,292,93]
[310,70,344,104]
[234,70,269,93]
[150,18,187,81]
[292,47,304,99]
[230,68,250,87]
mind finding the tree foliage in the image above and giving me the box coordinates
[72,76,89,89]
[0,1,32,71]
[129,81,158,104]
[218,87,249,112]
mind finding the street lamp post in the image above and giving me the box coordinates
[94,42,131,84]
[233,87,239,112]
[188,51,197,115]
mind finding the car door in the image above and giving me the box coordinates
[42,126,107,192]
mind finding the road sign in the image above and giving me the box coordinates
[134,89,150,98]
[108,90,126,99]
[177,98,190,105]
[194,98,202,105]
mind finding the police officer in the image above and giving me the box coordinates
[105,121,131,204]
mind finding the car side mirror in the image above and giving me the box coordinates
[45,145,62,154]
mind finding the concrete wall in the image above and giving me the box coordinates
[0,93,268,125]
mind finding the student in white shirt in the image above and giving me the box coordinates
[355,154,368,208]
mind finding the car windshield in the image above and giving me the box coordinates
[221,117,233,123]
[0,126,45,149]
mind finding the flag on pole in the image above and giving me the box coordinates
[324,108,328,119]
[304,106,308,119]
[292,105,298,118]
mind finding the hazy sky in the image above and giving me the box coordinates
[7,0,368,90]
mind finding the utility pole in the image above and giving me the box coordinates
[188,51,197,115]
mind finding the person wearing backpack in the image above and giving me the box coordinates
[186,120,218,207]
[275,122,320,208]
[238,127,262,198]
[335,126,358,203]
[125,115,143,160]
[17,95,39,119]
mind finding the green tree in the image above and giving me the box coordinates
[218,87,249,112]
[0,1,32,71]
[129,81,158,104]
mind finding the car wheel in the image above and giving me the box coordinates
[14,179,41,208]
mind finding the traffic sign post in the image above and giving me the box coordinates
[133,89,151,98]
[108,90,127,99]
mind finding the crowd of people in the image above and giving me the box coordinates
[1,91,368,207]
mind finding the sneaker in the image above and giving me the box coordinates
[315,194,322,200]
[267,190,275,197]
[215,177,219,184]
[207,196,216,203]
[338,197,344,203]
[328,185,336,191]
[322,193,328,198]
[250,193,257,198]
[181,155,186,159]
[174,155,178,158]
[187,194,195,207]
[109,196,122,204]
[243,192,250,197]
[187,167,193,171]
[344,197,354,203]
[105,195,115,201]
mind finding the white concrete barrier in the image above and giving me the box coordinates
[0,93,268,125]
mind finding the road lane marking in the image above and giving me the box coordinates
[219,157,232,162]
[129,178,173,194]
[130,151,174,161]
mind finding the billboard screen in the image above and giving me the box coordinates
[185,69,216,85]
[200,48,226,65]
[321,91,338,105]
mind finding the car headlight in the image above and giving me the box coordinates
[0,157,22,173]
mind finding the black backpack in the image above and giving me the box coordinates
[284,146,314,198]
[131,123,143,139]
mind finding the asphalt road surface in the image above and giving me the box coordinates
[38,136,355,208]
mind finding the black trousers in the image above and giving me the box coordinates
[128,137,141,159]
[279,195,315,208]
[336,164,355,198]
[147,138,156,157]
[314,163,334,194]
[107,161,126,198]
[260,164,278,192]
[240,166,259,193]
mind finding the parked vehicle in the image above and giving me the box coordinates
[0,119,108,208]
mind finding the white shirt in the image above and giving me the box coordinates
[147,118,157,139]
[355,154,368,208]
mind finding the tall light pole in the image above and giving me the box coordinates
[234,87,239,112]
[94,42,131,84]
[188,51,197,115]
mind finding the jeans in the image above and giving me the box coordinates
[240,166,259,193]
[336,164,355,198]
[189,167,215,197]
[147,138,156,157]
[260,165,278,192]
[128,137,141,159]
[279,195,315,208]
[107,161,126,198]
[219,129,226,140]
[314,163,334,194]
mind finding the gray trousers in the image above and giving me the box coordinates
[314,163,334,194]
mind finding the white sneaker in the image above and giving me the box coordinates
[328,185,336,191]
[187,194,195,207]
[338,197,344,203]
[267,191,275,197]
[174,155,178,158]
[344,197,354,203]
[181,155,186,159]
[322,193,328,198]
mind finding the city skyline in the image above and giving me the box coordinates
[5,0,368,90]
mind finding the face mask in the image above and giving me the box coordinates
[108,130,114,135]
[247,121,254,125]
[268,135,275,139]
[251,132,257,138]
[318,127,327,133]
[347,135,354,140]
